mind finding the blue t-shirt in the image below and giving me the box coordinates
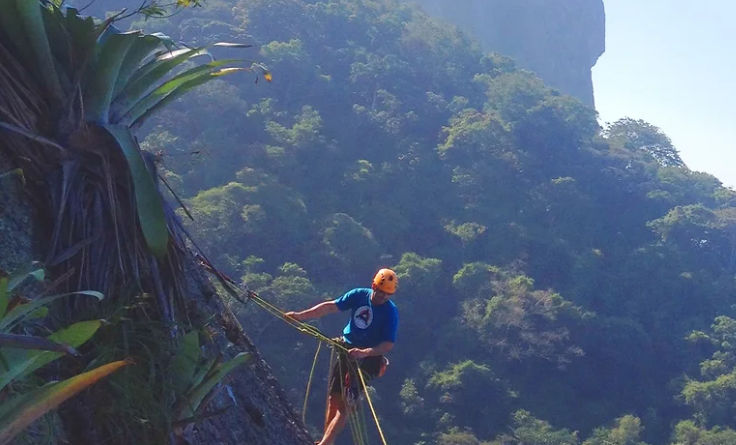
[333,288,398,348]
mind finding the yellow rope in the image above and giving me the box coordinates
[357,366,388,445]
[345,358,368,445]
[302,340,322,425]
[324,347,336,431]
[208,270,388,445]
[245,290,348,352]
[251,288,388,445]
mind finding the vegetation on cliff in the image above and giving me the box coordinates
[0,2,284,443]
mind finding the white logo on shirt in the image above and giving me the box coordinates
[353,305,373,329]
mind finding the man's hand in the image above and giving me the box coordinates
[348,348,370,359]
[284,311,302,321]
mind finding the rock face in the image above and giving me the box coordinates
[0,154,34,273]
[178,266,314,445]
[0,157,312,445]
[414,0,605,107]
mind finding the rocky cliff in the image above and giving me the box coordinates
[0,155,34,272]
[413,0,605,107]
[0,157,312,444]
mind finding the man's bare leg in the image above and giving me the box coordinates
[317,394,347,445]
[324,392,338,431]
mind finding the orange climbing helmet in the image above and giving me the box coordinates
[372,268,398,294]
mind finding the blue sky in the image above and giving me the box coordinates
[592,0,736,187]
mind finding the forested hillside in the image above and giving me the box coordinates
[82,0,736,443]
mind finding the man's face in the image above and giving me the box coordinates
[372,289,393,305]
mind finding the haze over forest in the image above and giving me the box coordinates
[132,1,736,443]
[4,1,736,444]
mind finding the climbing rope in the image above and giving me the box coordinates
[357,364,388,444]
[245,288,385,445]
[302,340,322,425]
[198,256,388,445]
[324,347,336,431]
[339,350,371,445]
[322,348,370,445]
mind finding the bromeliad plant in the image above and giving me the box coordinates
[169,331,251,439]
[0,0,268,322]
[0,263,130,445]
[0,3,269,441]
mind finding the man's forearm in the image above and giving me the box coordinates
[292,301,337,320]
[359,341,394,357]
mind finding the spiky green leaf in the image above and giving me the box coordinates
[188,357,216,397]
[6,263,44,293]
[0,320,102,391]
[102,125,169,257]
[85,31,138,123]
[0,291,103,332]
[120,59,239,124]
[55,7,97,78]
[0,333,78,355]
[129,66,247,128]
[112,46,207,114]
[112,34,164,99]
[212,42,253,48]
[0,359,130,445]
[179,352,251,418]
[148,32,175,51]
[171,331,200,395]
[13,0,63,100]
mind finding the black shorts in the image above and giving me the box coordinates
[328,346,383,397]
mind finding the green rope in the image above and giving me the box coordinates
[302,340,322,425]
[245,290,348,352]
[202,262,388,445]
[324,347,336,431]
[342,355,369,445]
[248,289,388,445]
[353,398,370,445]
[358,366,388,444]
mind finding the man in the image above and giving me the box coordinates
[285,268,399,445]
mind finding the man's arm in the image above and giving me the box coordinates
[285,301,339,322]
[348,341,394,359]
